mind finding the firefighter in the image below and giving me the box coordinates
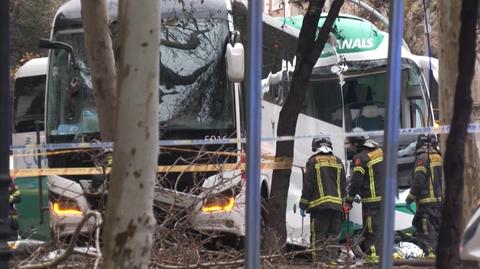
[405,134,442,258]
[299,137,346,263]
[9,182,21,239]
[343,128,384,262]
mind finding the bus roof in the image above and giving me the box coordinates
[285,14,385,53]
[282,14,385,56]
[54,0,229,31]
[15,57,48,79]
[278,13,414,65]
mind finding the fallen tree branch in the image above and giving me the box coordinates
[393,259,436,267]
[152,247,329,269]
[18,211,101,269]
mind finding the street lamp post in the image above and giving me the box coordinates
[381,0,404,268]
[245,0,263,268]
[0,0,13,267]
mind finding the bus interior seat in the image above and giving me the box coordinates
[344,108,360,131]
[350,108,361,120]
[377,107,385,117]
[331,108,343,124]
[344,83,372,131]
[354,104,383,131]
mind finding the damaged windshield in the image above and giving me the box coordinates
[159,18,232,129]
[47,17,233,139]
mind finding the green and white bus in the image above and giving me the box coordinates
[38,0,438,246]
[12,57,49,241]
[248,11,438,242]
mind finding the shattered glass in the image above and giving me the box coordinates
[47,16,234,138]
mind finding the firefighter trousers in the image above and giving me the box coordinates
[360,205,381,257]
[413,205,441,255]
[310,210,343,261]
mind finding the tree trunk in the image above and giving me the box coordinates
[463,133,480,232]
[264,0,344,250]
[101,0,160,268]
[461,134,480,269]
[436,0,478,268]
[466,56,480,229]
[460,23,480,269]
[81,0,117,141]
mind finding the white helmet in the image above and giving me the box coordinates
[348,127,378,148]
[312,137,333,153]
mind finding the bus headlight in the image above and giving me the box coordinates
[52,199,83,216]
[201,196,235,213]
[201,187,239,213]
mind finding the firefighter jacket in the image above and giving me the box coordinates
[300,153,346,213]
[406,149,442,206]
[9,183,21,216]
[346,147,384,205]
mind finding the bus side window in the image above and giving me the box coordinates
[266,83,284,106]
[273,83,283,104]
[410,99,426,128]
[263,70,290,106]
[302,77,343,127]
[13,75,46,133]
[403,68,429,127]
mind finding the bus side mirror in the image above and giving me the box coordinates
[39,38,74,55]
[39,38,78,69]
[226,43,244,83]
[415,56,439,83]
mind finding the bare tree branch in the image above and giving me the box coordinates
[18,212,101,269]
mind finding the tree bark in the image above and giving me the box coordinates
[459,21,480,269]
[264,0,344,250]
[81,0,117,141]
[466,57,480,233]
[101,0,160,268]
[436,0,478,268]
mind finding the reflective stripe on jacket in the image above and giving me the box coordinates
[9,183,21,216]
[346,147,384,204]
[406,150,442,206]
[9,183,20,205]
[300,153,346,213]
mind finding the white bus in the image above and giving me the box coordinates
[39,0,437,246]
[212,3,439,244]
[12,57,50,240]
[41,0,246,240]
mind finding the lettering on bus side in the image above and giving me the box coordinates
[204,135,228,142]
[336,38,374,50]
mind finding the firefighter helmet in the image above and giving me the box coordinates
[416,134,438,150]
[312,137,333,153]
[347,127,378,148]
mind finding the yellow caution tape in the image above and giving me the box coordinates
[11,167,109,177]
[11,147,284,167]
[12,146,245,158]
[161,146,243,157]
[12,149,94,158]
[10,161,294,178]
